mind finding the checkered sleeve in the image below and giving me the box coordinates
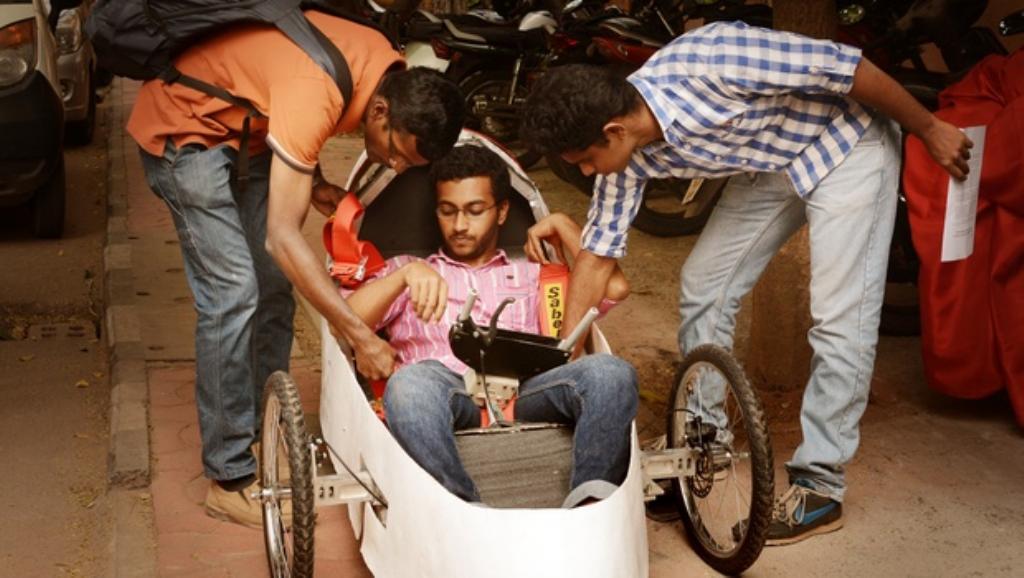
[662,21,863,98]
[581,167,648,259]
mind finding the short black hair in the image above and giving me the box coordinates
[520,64,642,155]
[378,67,466,161]
[429,144,512,204]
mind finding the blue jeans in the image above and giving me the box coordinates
[139,143,295,481]
[678,118,900,501]
[383,354,638,506]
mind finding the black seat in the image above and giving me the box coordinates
[595,16,666,47]
[443,19,549,50]
[360,165,537,259]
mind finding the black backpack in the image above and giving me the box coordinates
[85,0,390,183]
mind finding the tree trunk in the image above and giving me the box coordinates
[745,0,838,392]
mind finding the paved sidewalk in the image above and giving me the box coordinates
[110,79,370,576]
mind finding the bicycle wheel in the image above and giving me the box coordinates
[666,344,773,575]
[261,371,316,578]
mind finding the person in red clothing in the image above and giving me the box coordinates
[903,49,1024,426]
[129,10,465,527]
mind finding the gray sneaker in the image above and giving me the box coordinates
[765,480,843,546]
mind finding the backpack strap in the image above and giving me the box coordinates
[274,8,353,107]
[157,7,357,188]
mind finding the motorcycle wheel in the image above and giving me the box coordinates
[458,69,542,170]
[547,153,594,194]
[546,154,724,237]
[880,197,922,336]
[632,178,726,238]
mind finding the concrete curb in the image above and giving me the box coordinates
[104,83,151,490]
[102,80,157,576]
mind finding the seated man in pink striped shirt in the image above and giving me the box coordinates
[345,144,638,507]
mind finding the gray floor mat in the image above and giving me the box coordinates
[456,425,574,509]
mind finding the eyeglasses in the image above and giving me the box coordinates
[435,202,498,221]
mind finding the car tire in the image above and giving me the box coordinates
[33,157,66,239]
[66,71,96,146]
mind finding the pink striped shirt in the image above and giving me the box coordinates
[349,250,614,375]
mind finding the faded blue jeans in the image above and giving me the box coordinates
[679,118,900,502]
[140,142,295,481]
[384,354,638,507]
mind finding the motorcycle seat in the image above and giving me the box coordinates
[596,17,666,47]
[443,19,549,50]
[405,12,495,41]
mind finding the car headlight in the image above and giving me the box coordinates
[0,19,35,88]
[56,9,83,55]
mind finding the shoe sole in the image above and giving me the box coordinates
[204,504,264,530]
[765,517,844,546]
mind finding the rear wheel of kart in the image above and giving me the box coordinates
[32,157,66,239]
[459,69,541,170]
[667,344,773,575]
[262,371,316,578]
[631,177,725,238]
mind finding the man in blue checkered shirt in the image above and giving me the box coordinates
[522,21,972,545]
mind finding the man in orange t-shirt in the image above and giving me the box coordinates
[128,10,465,527]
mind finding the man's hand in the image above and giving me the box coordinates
[525,213,575,264]
[922,119,974,181]
[352,333,397,380]
[403,261,448,323]
[310,180,347,217]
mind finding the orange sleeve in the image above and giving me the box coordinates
[266,75,344,172]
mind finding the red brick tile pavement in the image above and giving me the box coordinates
[149,362,372,577]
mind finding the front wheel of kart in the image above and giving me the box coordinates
[261,371,316,578]
[667,344,773,575]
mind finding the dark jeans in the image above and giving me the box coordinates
[139,142,295,481]
[383,354,638,506]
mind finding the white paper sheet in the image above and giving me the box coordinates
[941,126,986,262]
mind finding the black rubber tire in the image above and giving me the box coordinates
[631,178,724,238]
[32,157,66,239]
[547,155,722,237]
[261,371,316,578]
[458,69,540,170]
[66,70,96,146]
[667,344,773,576]
[880,199,921,336]
[547,153,595,195]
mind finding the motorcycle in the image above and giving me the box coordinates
[428,0,560,169]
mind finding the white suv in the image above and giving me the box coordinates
[0,0,65,238]
[55,0,95,145]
